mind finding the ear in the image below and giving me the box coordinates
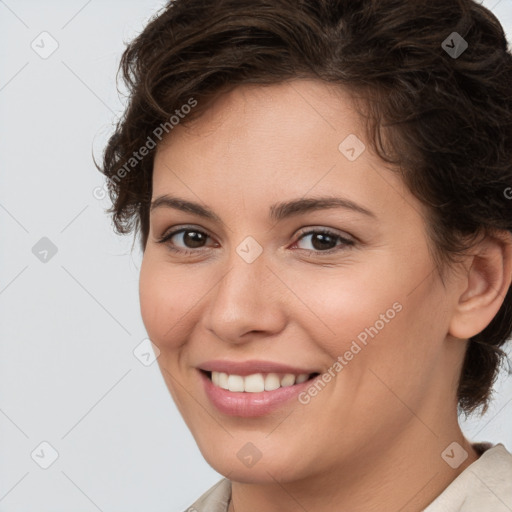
[449,230,512,340]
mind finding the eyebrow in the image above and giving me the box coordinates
[150,194,376,222]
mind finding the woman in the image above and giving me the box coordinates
[99,0,512,510]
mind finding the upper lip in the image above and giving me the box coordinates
[198,359,319,376]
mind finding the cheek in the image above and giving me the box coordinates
[288,253,445,378]
[283,262,403,357]
[139,255,197,348]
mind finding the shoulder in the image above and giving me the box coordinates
[423,442,512,512]
[182,478,231,512]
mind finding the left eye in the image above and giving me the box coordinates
[293,229,354,253]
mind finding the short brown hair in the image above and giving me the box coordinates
[99,0,512,416]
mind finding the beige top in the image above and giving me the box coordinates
[184,442,512,511]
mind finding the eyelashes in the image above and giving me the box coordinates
[292,228,355,254]
[157,228,213,255]
[156,226,355,256]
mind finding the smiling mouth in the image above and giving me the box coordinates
[201,370,321,393]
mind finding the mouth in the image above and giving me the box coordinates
[201,369,321,392]
[198,369,322,417]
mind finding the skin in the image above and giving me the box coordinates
[139,79,512,512]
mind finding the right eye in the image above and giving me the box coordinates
[157,227,216,254]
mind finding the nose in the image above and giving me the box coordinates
[201,250,287,345]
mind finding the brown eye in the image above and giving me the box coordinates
[294,229,354,254]
[176,230,208,248]
[157,227,212,253]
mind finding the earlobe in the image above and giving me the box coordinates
[449,230,512,340]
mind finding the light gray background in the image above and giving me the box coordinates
[0,1,511,511]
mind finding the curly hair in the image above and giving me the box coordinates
[98,0,512,416]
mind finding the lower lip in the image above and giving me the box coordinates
[199,370,318,417]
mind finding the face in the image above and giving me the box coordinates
[139,80,466,483]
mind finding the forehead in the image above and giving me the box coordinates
[151,79,412,221]
[156,79,364,158]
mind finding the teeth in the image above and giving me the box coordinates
[210,371,311,392]
[295,373,309,384]
[280,374,295,387]
[227,374,244,392]
[219,372,229,389]
[264,373,281,391]
[245,373,265,392]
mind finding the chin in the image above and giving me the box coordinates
[198,441,311,484]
